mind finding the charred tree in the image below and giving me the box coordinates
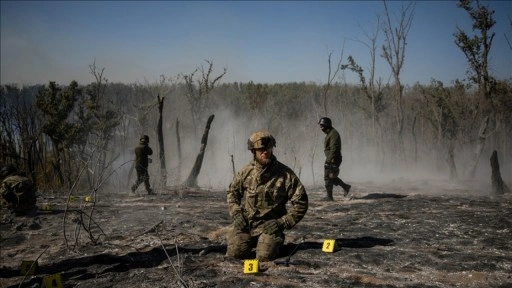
[446,140,458,180]
[182,60,226,135]
[176,118,182,182]
[469,116,490,178]
[184,114,214,188]
[382,1,415,160]
[157,95,167,188]
[455,0,497,179]
[230,154,236,177]
[490,150,511,195]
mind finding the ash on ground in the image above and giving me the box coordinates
[1,179,511,288]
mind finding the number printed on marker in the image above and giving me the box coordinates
[322,239,336,252]
[243,259,259,273]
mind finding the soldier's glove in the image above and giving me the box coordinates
[232,212,249,232]
[261,219,285,235]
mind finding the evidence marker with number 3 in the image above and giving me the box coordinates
[243,259,259,274]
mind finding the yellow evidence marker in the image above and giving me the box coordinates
[243,259,259,274]
[322,239,336,253]
[42,273,63,288]
[20,260,38,275]
[40,203,52,212]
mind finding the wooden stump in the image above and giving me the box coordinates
[490,150,511,195]
[184,115,215,188]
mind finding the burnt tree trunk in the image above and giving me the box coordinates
[157,95,167,188]
[128,162,134,189]
[176,118,182,182]
[469,116,489,178]
[412,115,418,163]
[446,139,458,180]
[230,154,235,178]
[490,150,511,195]
[184,114,214,188]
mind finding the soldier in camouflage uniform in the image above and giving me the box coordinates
[131,135,154,195]
[226,131,308,261]
[319,117,351,201]
[0,164,37,216]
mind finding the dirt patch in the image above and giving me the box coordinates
[1,180,511,288]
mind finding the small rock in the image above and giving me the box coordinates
[15,223,25,231]
[29,222,42,230]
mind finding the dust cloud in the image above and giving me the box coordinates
[140,105,505,197]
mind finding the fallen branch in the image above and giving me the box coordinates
[18,245,49,288]
[198,245,226,256]
[154,227,188,288]
[135,220,164,238]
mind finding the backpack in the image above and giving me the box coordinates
[1,175,37,215]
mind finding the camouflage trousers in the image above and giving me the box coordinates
[132,167,152,194]
[226,226,284,261]
[324,164,350,195]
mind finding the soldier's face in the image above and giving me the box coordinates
[254,146,273,165]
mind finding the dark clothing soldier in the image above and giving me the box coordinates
[226,131,308,261]
[131,135,154,195]
[0,164,37,216]
[319,117,351,201]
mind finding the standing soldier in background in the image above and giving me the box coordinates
[131,135,154,195]
[226,131,308,261]
[318,117,351,201]
[0,164,37,216]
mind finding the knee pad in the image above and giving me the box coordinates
[255,232,284,261]
[226,228,254,259]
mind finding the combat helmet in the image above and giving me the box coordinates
[318,117,332,128]
[140,135,149,144]
[0,164,17,178]
[247,131,276,150]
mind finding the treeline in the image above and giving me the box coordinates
[2,0,511,193]
[1,75,511,193]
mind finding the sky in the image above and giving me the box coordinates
[1,1,511,87]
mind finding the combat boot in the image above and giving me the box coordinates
[342,183,351,196]
[130,185,137,196]
[322,189,334,201]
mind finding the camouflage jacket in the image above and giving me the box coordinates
[135,144,153,168]
[323,127,342,165]
[1,174,36,214]
[227,155,308,232]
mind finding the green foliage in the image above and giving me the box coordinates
[492,79,512,129]
[344,56,388,119]
[3,73,512,190]
[454,0,496,91]
[84,82,121,140]
[242,81,269,111]
[36,81,88,149]
[420,79,458,141]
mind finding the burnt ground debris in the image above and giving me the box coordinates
[1,179,511,288]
